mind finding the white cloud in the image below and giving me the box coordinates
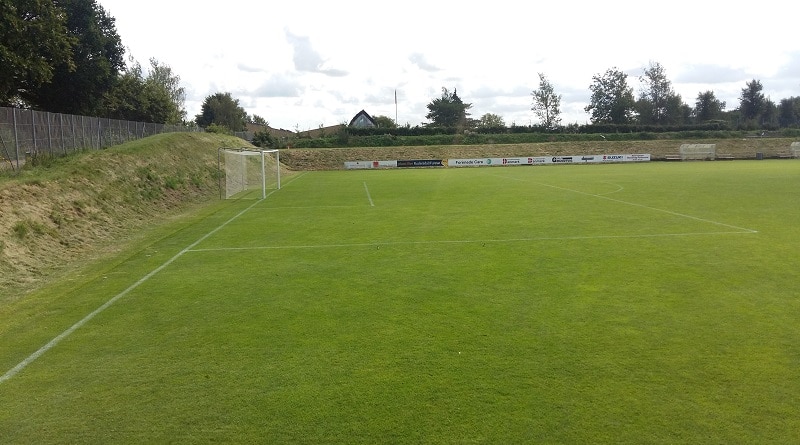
[100,0,800,129]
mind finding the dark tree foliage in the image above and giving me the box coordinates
[0,0,75,105]
[195,92,247,132]
[372,115,397,128]
[738,79,766,122]
[425,87,472,128]
[102,59,177,123]
[585,68,636,124]
[778,97,800,128]
[21,0,125,115]
[251,130,274,148]
[694,91,726,123]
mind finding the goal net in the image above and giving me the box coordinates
[679,144,716,160]
[218,148,281,199]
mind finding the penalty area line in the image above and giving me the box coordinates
[0,199,264,385]
[187,229,756,252]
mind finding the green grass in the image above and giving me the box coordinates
[2,161,800,443]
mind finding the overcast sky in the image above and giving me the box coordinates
[99,0,799,131]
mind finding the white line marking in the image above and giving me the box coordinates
[484,171,756,234]
[597,182,625,196]
[534,181,758,233]
[0,198,267,384]
[363,181,375,207]
[250,205,370,210]
[187,230,754,252]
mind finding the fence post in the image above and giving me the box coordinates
[31,109,37,156]
[47,112,53,154]
[60,114,67,155]
[12,107,20,170]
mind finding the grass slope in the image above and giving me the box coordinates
[0,133,248,300]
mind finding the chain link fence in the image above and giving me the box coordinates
[0,106,201,172]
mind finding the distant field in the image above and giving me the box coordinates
[2,160,799,443]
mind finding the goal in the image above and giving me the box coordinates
[679,144,716,160]
[218,148,281,199]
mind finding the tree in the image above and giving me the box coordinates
[249,114,268,126]
[195,92,247,132]
[585,68,636,124]
[251,129,274,148]
[531,73,561,129]
[0,0,75,106]
[372,115,397,128]
[476,113,505,129]
[738,79,766,123]
[102,57,184,124]
[21,0,125,115]
[144,58,185,124]
[777,97,800,128]
[636,61,685,125]
[694,91,726,123]
[425,87,472,128]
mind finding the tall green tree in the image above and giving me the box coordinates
[738,79,766,123]
[585,67,636,124]
[777,97,800,128]
[694,91,726,122]
[0,0,75,106]
[531,73,561,129]
[636,61,685,125]
[425,87,472,128]
[20,0,124,115]
[102,57,183,124]
[144,58,185,124]
[195,92,247,132]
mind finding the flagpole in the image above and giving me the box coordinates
[394,89,398,126]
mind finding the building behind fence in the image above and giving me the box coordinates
[0,106,201,172]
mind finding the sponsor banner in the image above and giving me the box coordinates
[396,159,445,168]
[449,154,650,167]
[600,154,626,162]
[550,156,574,164]
[344,160,397,169]
[449,157,548,167]
[344,161,373,169]
[626,154,651,162]
[347,154,651,169]
[450,158,489,167]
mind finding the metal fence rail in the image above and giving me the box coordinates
[0,106,200,171]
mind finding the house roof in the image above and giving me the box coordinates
[348,110,376,128]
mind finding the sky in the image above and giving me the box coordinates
[98,0,800,131]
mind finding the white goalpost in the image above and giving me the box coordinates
[218,148,281,199]
[679,144,716,160]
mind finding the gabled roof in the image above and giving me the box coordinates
[348,110,377,128]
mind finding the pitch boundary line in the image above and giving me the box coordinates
[0,194,278,384]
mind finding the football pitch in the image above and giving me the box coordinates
[2,160,799,443]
